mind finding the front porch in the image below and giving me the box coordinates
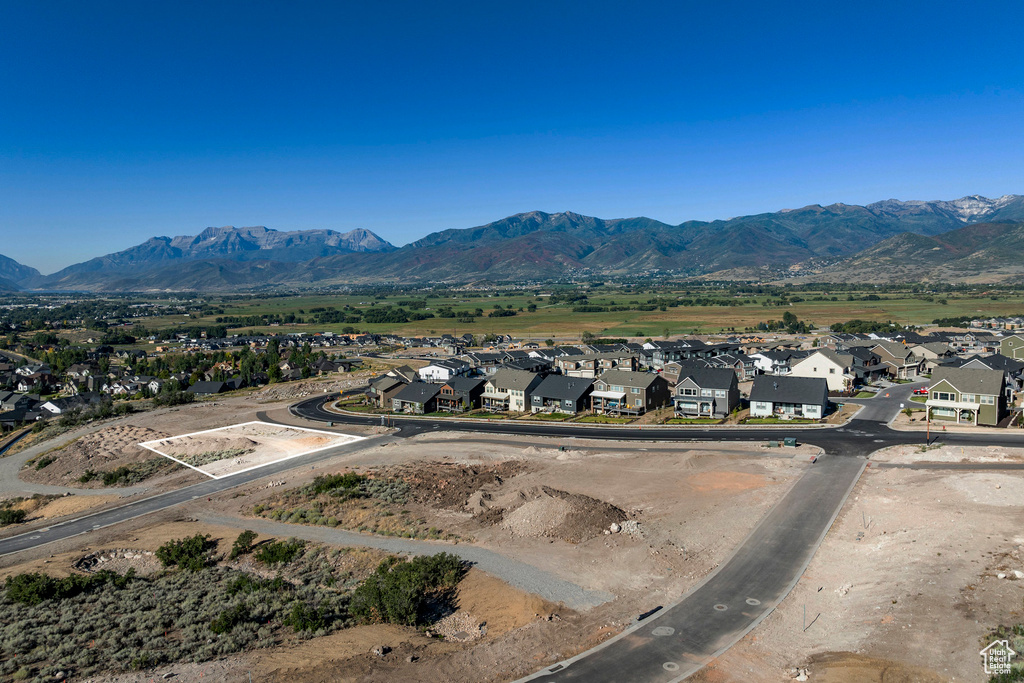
[926,399,980,425]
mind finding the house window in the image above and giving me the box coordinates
[612,385,623,392]
[933,407,956,417]
[701,389,713,397]
[631,387,641,394]
[961,393,975,403]
[932,391,953,401]
[980,395,996,405]
[829,368,835,374]
[715,390,726,398]
[681,388,697,396]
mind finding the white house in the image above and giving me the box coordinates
[417,358,470,383]
[788,349,853,392]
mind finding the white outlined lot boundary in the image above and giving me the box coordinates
[139,421,365,480]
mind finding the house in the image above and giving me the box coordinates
[391,382,442,414]
[1000,334,1024,360]
[529,375,594,414]
[435,376,486,413]
[926,367,1006,426]
[958,353,1024,397]
[480,369,544,412]
[40,392,104,416]
[501,357,551,373]
[554,352,639,378]
[911,341,956,371]
[186,381,229,396]
[706,353,758,381]
[366,375,407,408]
[748,350,806,376]
[789,349,855,392]
[590,370,671,415]
[673,368,740,418]
[417,358,470,383]
[749,376,829,419]
[867,341,926,380]
[387,365,420,384]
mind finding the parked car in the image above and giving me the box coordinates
[913,387,928,395]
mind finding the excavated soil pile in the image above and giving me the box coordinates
[385,461,532,510]
[22,425,175,487]
[497,486,627,544]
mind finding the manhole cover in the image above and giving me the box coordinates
[713,603,728,611]
[746,598,761,606]
[663,662,680,672]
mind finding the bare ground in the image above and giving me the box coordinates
[702,447,1024,683]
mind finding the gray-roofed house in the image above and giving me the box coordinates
[481,369,544,412]
[590,370,671,415]
[530,376,594,414]
[366,375,407,408]
[673,368,740,418]
[926,367,1006,426]
[749,376,829,419]
[391,382,442,414]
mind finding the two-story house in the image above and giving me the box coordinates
[417,358,471,383]
[788,349,855,392]
[480,369,544,412]
[434,376,486,413]
[530,375,594,414]
[673,368,740,418]
[926,367,1006,426]
[391,382,442,414]
[590,370,671,415]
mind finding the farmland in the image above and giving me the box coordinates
[124,284,1024,340]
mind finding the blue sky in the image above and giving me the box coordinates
[2,1,1023,273]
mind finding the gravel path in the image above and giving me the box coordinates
[197,511,614,611]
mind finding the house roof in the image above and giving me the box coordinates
[392,382,442,404]
[796,348,852,369]
[187,381,226,395]
[388,365,419,383]
[930,367,1005,395]
[676,367,737,389]
[961,353,1024,373]
[595,369,661,389]
[441,376,486,392]
[749,376,828,405]
[531,375,594,401]
[369,376,405,393]
[487,368,542,391]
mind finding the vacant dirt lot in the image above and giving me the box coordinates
[703,448,1024,683]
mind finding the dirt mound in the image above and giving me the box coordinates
[386,461,532,510]
[499,486,627,544]
[158,435,260,459]
[22,425,176,488]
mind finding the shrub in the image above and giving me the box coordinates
[226,574,288,596]
[255,539,305,565]
[33,455,56,470]
[0,509,27,526]
[283,599,340,632]
[78,469,98,483]
[229,530,258,560]
[156,534,217,571]
[349,553,466,626]
[210,603,251,634]
[5,569,135,606]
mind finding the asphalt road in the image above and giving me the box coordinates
[522,454,866,682]
[0,434,391,557]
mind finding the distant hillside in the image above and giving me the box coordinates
[0,253,40,285]
[787,221,1024,284]
[0,276,22,292]
[29,226,395,291]
[19,194,1024,290]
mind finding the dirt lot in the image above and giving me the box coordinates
[143,422,363,477]
[702,447,1024,683]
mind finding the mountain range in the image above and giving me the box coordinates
[3,194,1023,291]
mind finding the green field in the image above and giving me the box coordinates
[87,285,1024,340]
